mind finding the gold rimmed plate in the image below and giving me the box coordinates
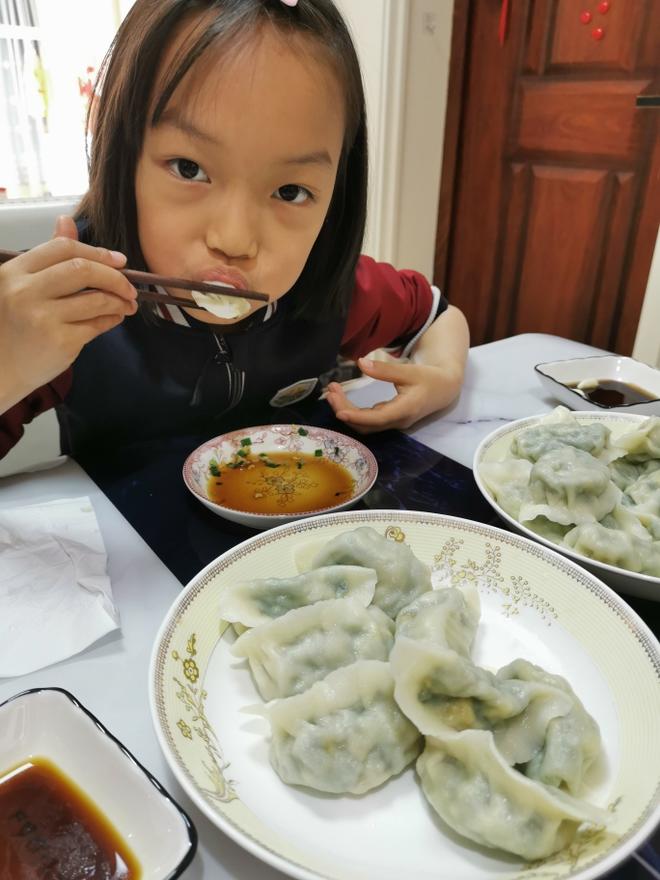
[149,510,660,880]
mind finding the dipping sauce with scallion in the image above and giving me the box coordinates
[207,446,355,514]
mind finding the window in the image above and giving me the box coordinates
[0,0,134,201]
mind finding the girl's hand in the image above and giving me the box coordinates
[325,356,464,434]
[0,215,137,409]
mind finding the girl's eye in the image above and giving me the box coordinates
[274,184,313,205]
[168,158,210,182]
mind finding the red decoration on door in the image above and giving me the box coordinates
[598,1,610,13]
[580,10,592,23]
[592,26,605,40]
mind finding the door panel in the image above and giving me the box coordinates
[516,79,649,159]
[549,0,647,72]
[435,0,660,353]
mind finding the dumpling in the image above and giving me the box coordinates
[600,502,656,541]
[294,526,432,618]
[417,729,608,861]
[395,586,480,658]
[231,598,394,700]
[563,522,660,576]
[518,447,619,527]
[264,660,422,794]
[525,516,572,543]
[495,659,601,794]
[624,467,660,516]
[608,457,660,491]
[615,417,660,462]
[218,565,377,628]
[510,421,611,463]
[390,637,573,743]
[479,459,532,518]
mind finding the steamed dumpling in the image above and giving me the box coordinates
[294,526,432,618]
[395,585,480,658]
[608,457,660,491]
[219,565,377,628]
[479,459,532,518]
[615,417,660,462]
[519,447,619,527]
[391,637,573,745]
[495,659,601,794]
[191,285,251,319]
[563,522,660,576]
[417,729,608,861]
[511,421,611,463]
[623,467,660,517]
[264,660,422,794]
[231,597,394,700]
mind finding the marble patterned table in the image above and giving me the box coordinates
[0,334,658,879]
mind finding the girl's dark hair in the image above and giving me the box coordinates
[76,0,367,320]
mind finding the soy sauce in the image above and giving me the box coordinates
[568,379,658,408]
[0,758,139,879]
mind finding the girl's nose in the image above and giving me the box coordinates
[204,192,258,262]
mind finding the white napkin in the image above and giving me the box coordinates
[0,496,120,677]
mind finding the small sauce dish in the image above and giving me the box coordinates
[0,688,196,879]
[535,355,660,415]
[183,424,378,529]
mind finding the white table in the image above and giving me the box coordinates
[0,334,649,879]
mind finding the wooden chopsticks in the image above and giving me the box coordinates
[0,249,269,304]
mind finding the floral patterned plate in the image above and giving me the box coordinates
[182,424,378,529]
[149,510,660,880]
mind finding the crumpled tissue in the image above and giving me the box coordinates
[0,496,120,677]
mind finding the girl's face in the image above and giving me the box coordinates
[135,23,346,325]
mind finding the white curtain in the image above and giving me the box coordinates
[0,0,48,198]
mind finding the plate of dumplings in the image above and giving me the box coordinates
[149,510,660,880]
[474,407,660,601]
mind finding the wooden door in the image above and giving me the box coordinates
[435,0,660,353]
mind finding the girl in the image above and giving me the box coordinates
[0,0,468,459]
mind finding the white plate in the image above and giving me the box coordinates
[149,510,660,880]
[473,411,660,601]
[0,687,196,879]
[535,356,660,415]
[183,424,378,529]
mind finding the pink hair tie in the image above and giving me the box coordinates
[279,0,298,6]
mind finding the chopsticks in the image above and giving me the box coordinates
[0,249,269,304]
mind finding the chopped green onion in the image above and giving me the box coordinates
[297,427,308,436]
[314,449,323,457]
[240,437,252,447]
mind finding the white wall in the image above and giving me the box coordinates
[336,0,453,276]
[633,228,660,369]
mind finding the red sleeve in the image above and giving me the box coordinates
[340,255,438,360]
[0,369,72,459]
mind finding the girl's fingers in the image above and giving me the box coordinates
[56,288,138,322]
[33,255,137,303]
[7,235,127,278]
[53,214,78,240]
[331,393,414,432]
[356,357,412,384]
[72,312,126,339]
